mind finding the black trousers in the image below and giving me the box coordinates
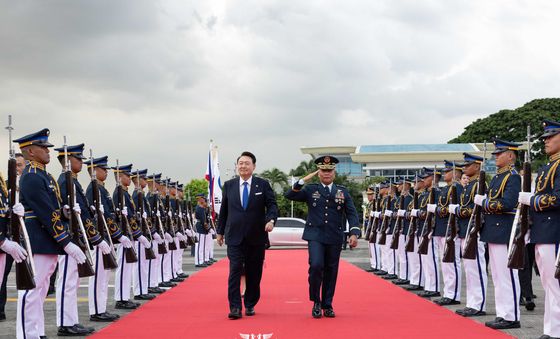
[519,243,535,300]
[227,241,265,309]
[308,240,342,308]
[0,254,13,313]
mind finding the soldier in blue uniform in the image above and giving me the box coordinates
[85,156,122,322]
[393,177,413,285]
[518,120,560,339]
[285,155,360,318]
[432,161,463,306]
[476,139,522,329]
[55,143,109,336]
[450,153,488,317]
[365,185,380,273]
[145,173,167,291]
[404,174,426,291]
[14,129,86,339]
[381,182,400,280]
[194,193,210,267]
[372,182,389,276]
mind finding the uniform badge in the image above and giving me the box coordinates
[335,190,345,203]
[312,191,321,199]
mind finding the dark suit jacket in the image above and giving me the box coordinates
[217,176,278,246]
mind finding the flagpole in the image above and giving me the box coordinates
[290,176,294,218]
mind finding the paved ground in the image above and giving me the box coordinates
[0,240,545,339]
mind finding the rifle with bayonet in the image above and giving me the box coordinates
[377,180,394,245]
[404,177,420,253]
[64,137,95,277]
[390,183,406,249]
[88,150,118,270]
[442,163,459,263]
[508,128,532,269]
[462,142,488,260]
[185,191,199,244]
[164,179,178,251]
[418,167,437,255]
[174,183,189,249]
[151,176,168,254]
[368,186,381,243]
[135,170,156,260]
[115,160,138,263]
[6,115,36,289]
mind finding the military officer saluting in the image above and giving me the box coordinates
[518,120,560,339]
[14,129,85,339]
[285,155,360,318]
[476,139,522,329]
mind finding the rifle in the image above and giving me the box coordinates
[404,177,419,253]
[390,183,406,249]
[377,180,393,245]
[442,163,459,263]
[185,190,199,244]
[6,115,36,290]
[151,176,168,254]
[368,186,380,243]
[174,182,189,249]
[418,167,437,255]
[135,170,156,260]
[88,150,118,270]
[555,248,560,279]
[115,160,138,263]
[165,179,178,251]
[462,143,488,260]
[63,137,95,277]
[508,128,531,269]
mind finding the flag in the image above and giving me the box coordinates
[212,147,223,214]
[205,141,214,218]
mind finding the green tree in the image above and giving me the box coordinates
[289,160,317,177]
[184,178,209,205]
[260,168,289,193]
[449,98,560,167]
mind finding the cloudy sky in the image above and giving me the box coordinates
[0,0,559,183]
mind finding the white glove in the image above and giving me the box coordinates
[138,235,151,248]
[64,242,86,264]
[164,232,173,243]
[185,229,194,237]
[63,205,71,219]
[395,209,404,217]
[369,211,375,217]
[176,232,184,239]
[167,211,173,218]
[0,239,27,263]
[121,206,128,217]
[153,233,163,244]
[90,205,96,213]
[373,211,381,218]
[179,212,183,218]
[427,204,437,213]
[97,240,111,255]
[156,210,161,217]
[12,203,25,217]
[209,228,216,235]
[384,210,393,217]
[449,204,460,215]
[99,204,105,214]
[474,194,487,207]
[518,192,533,206]
[411,209,419,217]
[73,203,81,214]
[142,212,148,219]
[119,235,132,248]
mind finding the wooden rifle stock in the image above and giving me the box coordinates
[117,184,138,263]
[368,190,381,243]
[404,191,419,252]
[462,171,486,260]
[418,185,436,255]
[442,183,458,263]
[91,178,118,270]
[390,193,406,249]
[508,161,531,269]
[165,194,178,251]
[377,196,392,245]
[137,188,156,260]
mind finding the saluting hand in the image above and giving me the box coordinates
[302,170,320,183]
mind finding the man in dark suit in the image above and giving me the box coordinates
[217,151,278,319]
[285,155,361,318]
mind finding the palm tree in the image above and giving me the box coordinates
[289,160,317,177]
[260,168,289,193]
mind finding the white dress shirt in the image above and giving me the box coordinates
[239,176,253,204]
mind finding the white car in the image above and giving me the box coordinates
[268,217,307,247]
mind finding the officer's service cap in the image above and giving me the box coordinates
[112,163,133,176]
[541,119,560,138]
[366,186,375,194]
[379,182,390,189]
[130,169,148,179]
[492,139,521,155]
[463,152,484,165]
[86,156,110,169]
[422,167,441,176]
[147,173,161,182]
[55,143,87,160]
[442,160,463,172]
[315,155,338,170]
[14,128,54,148]
[196,193,207,200]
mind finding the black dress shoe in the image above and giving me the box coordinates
[228,308,242,319]
[382,274,398,280]
[323,308,335,318]
[177,273,189,278]
[312,302,322,318]
[457,307,486,317]
[195,264,208,268]
[245,307,255,316]
[374,270,388,276]
[404,284,423,291]
[115,300,139,309]
[104,312,120,319]
[392,279,410,285]
[204,261,213,265]
[418,291,440,298]
[159,281,177,288]
[90,312,118,322]
[525,299,536,311]
[434,297,461,306]
[539,335,560,339]
[485,319,520,329]
[74,323,95,334]
[149,287,166,294]
[57,325,91,336]
[40,336,48,339]
[171,277,185,283]
[134,294,156,300]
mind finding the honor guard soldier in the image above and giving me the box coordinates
[55,143,108,336]
[365,185,380,272]
[381,182,399,280]
[131,169,157,301]
[518,120,560,339]
[477,139,521,329]
[373,182,389,276]
[285,155,361,318]
[194,193,210,267]
[112,163,143,309]
[432,161,463,306]
[450,153,488,317]
[393,178,413,285]
[145,173,167,292]
[168,182,186,282]
[85,156,121,322]
[15,129,84,339]
[175,184,190,278]
[155,177,176,288]
[404,174,426,291]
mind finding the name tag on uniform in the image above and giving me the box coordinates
[255,192,263,196]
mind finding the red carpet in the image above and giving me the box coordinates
[91,250,512,339]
